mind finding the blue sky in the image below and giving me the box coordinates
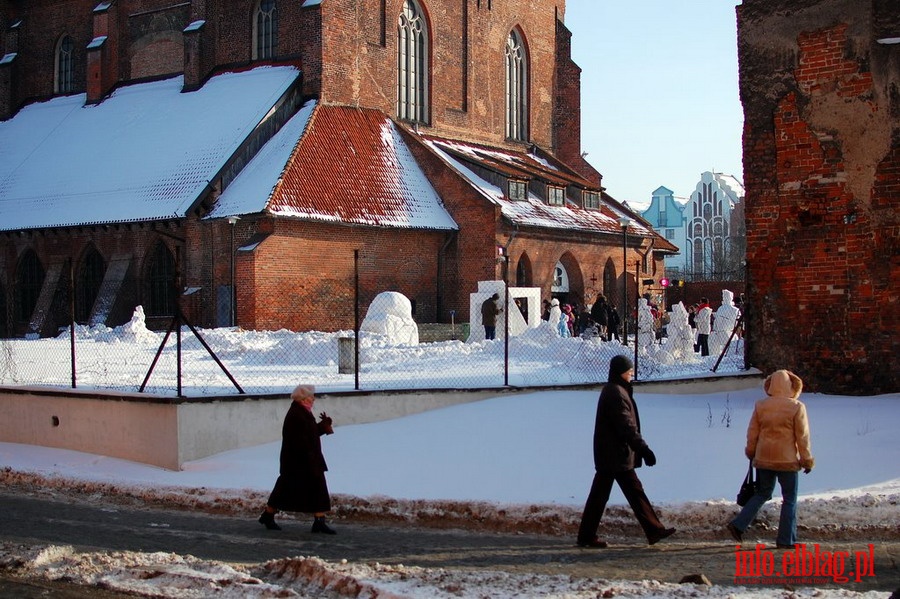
[565,0,744,208]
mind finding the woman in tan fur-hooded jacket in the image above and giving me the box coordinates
[726,370,815,549]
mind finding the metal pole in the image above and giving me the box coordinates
[618,217,632,346]
[69,257,76,388]
[503,254,510,387]
[227,216,240,327]
[354,249,360,391]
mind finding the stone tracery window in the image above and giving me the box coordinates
[397,0,428,123]
[253,0,278,60]
[55,35,75,94]
[505,29,528,141]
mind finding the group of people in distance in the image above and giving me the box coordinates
[260,364,813,552]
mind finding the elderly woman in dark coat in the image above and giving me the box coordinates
[576,355,676,548]
[259,384,336,533]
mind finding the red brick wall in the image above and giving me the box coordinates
[320,0,562,152]
[738,0,899,393]
[234,218,447,332]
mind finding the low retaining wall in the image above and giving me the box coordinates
[0,386,519,470]
[0,374,763,471]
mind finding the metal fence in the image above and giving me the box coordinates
[0,303,747,397]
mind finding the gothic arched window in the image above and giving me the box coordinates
[55,35,75,94]
[15,250,44,323]
[147,242,176,318]
[76,247,105,324]
[253,0,278,60]
[505,29,528,141]
[397,0,428,123]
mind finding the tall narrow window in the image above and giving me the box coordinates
[397,0,428,123]
[505,29,528,141]
[254,0,278,60]
[147,242,176,318]
[15,250,44,323]
[76,247,105,324]
[55,35,74,94]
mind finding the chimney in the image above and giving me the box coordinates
[86,1,119,104]
[183,0,214,92]
[0,18,22,120]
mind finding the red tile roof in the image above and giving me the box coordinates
[265,104,457,230]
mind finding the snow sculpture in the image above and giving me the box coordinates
[637,297,656,350]
[360,291,419,345]
[709,289,739,356]
[664,302,696,362]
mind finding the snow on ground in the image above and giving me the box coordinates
[2,385,898,598]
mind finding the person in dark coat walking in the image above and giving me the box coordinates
[259,384,336,534]
[576,355,676,547]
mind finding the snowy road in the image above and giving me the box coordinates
[1,486,897,597]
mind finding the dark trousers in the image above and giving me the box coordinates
[577,469,666,542]
[697,333,709,356]
[484,325,496,340]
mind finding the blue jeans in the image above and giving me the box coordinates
[730,468,798,546]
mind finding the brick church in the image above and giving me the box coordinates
[738,0,899,393]
[0,0,675,337]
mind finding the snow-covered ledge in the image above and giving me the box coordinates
[0,386,512,470]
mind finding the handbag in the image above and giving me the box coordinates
[736,459,756,506]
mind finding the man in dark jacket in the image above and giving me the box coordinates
[481,293,502,340]
[576,355,676,547]
[259,384,336,533]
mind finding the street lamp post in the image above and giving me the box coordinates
[618,216,632,346]
[226,216,240,327]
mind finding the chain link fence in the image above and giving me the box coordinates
[0,297,747,397]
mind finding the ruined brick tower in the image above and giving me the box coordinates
[738,0,899,393]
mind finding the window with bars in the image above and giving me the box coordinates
[583,190,600,209]
[253,0,278,60]
[397,0,428,123]
[505,29,528,141]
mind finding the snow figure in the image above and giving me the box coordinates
[360,291,419,345]
[664,302,697,362]
[709,289,740,356]
[636,297,656,350]
[100,306,159,343]
[548,299,566,337]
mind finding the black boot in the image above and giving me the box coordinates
[258,510,281,531]
[311,516,336,535]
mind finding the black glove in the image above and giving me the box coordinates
[641,447,657,467]
[803,467,811,474]
[318,412,334,435]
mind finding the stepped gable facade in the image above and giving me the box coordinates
[0,0,675,337]
[738,0,899,393]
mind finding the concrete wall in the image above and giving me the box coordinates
[0,386,515,471]
[1,375,762,471]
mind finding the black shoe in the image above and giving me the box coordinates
[577,536,609,548]
[776,543,795,549]
[726,523,743,543]
[648,527,676,545]
[311,517,336,535]
[258,511,281,531]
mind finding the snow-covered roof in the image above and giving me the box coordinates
[0,66,301,232]
[211,103,458,231]
[421,137,669,244]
